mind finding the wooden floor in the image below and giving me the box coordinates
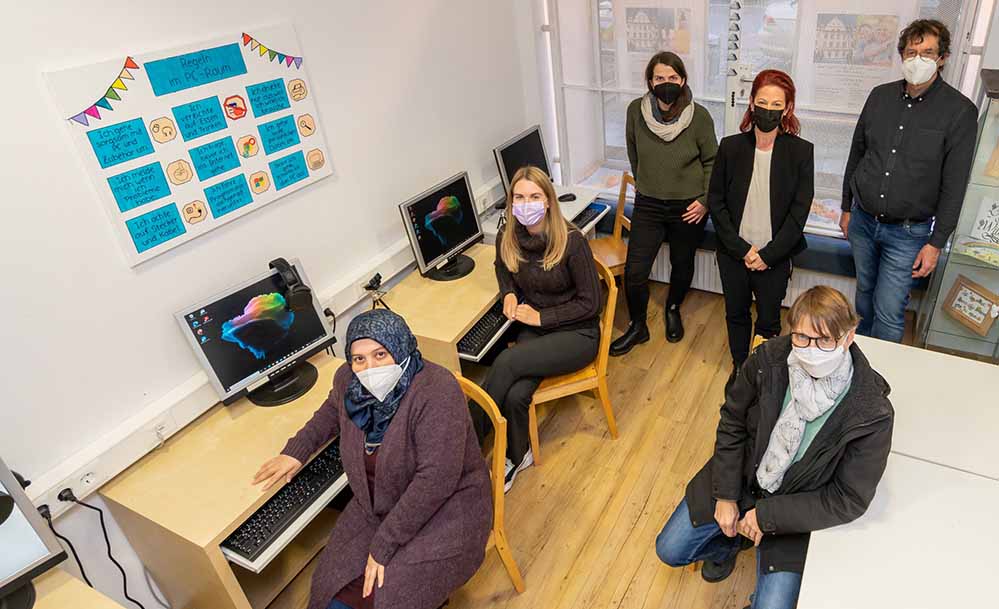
[449,285,756,609]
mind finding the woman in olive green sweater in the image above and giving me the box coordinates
[610,51,718,356]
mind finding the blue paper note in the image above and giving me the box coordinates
[246,78,290,118]
[145,44,248,96]
[107,162,171,213]
[87,118,154,169]
[188,137,240,182]
[257,115,300,155]
[269,150,309,191]
[172,97,227,142]
[205,174,253,218]
[125,203,186,254]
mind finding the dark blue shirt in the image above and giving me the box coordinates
[842,77,978,248]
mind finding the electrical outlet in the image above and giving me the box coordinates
[145,413,178,448]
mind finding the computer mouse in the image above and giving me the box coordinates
[558,193,577,202]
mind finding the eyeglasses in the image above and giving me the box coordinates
[902,49,940,61]
[790,332,845,352]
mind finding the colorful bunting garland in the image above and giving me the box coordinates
[69,57,140,127]
[241,33,303,69]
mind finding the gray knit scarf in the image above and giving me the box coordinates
[756,350,854,493]
[640,92,694,142]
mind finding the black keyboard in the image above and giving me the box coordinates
[222,441,344,562]
[457,300,509,357]
[571,202,607,229]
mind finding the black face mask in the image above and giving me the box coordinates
[752,107,783,133]
[652,82,683,105]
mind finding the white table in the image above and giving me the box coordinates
[481,184,609,244]
[856,336,999,481]
[798,453,999,609]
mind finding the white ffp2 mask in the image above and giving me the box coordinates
[902,56,938,86]
[790,346,847,378]
[356,357,409,402]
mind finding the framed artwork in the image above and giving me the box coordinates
[943,275,999,337]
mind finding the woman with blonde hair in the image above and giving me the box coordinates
[483,165,602,492]
[655,286,893,609]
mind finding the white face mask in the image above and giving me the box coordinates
[356,357,409,402]
[790,345,847,378]
[902,56,938,86]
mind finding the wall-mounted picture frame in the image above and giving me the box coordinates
[943,274,999,337]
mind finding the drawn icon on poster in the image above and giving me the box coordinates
[223,95,248,120]
[250,171,271,194]
[288,79,308,102]
[306,148,325,170]
[149,117,177,144]
[182,200,207,224]
[297,114,316,137]
[167,160,194,185]
[237,135,259,158]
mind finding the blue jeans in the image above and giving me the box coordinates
[656,499,802,609]
[848,205,931,343]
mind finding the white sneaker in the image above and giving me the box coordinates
[504,450,534,493]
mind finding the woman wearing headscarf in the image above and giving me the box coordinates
[253,309,492,609]
[654,287,894,609]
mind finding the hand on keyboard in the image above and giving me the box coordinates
[503,293,518,320]
[253,455,303,491]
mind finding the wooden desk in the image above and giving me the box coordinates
[33,569,125,609]
[100,354,347,609]
[797,453,999,608]
[383,243,499,372]
[856,336,999,480]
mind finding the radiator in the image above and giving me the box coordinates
[649,245,857,307]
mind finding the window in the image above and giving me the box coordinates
[548,0,973,237]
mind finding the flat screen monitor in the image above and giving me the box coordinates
[399,171,482,281]
[175,260,335,406]
[0,457,66,609]
[494,125,551,194]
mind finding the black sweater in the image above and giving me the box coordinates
[494,223,601,331]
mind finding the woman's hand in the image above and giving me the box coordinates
[738,508,764,546]
[252,455,303,491]
[682,200,708,224]
[362,553,385,598]
[714,499,739,538]
[502,293,518,320]
[514,304,542,326]
[743,246,768,271]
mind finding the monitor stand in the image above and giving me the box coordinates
[426,254,475,282]
[0,583,36,609]
[247,361,319,407]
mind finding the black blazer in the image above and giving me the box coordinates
[707,130,814,266]
[684,337,894,574]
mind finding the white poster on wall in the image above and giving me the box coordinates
[794,0,919,112]
[617,0,707,95]
[44,23,333,267]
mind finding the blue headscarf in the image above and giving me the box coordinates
[344,309,424,452]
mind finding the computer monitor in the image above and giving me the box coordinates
[0,458,66,609]
[175,260,336,407]
[494,125,552,195]
[399,171,483,282]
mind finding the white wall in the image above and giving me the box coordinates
[0,1,544,606]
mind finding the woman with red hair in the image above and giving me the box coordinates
[707,70,814,391]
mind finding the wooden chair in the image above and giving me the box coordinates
[526,256,620,466]
[456,376,526,594]
[751,334,768,351]
[588,172,634,277]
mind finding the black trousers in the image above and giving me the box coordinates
[624,192,707,323]
[478,324,599,463]
[716,251,792,365]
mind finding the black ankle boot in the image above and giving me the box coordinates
[666,306,684,343]
[609,322,650,356]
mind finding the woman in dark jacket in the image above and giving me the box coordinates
[253,309,492,609]
[610,51,718,355]
[655,286,893,609]
[708,69,814,387]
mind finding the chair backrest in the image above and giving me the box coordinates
[612,172,635,241]
[592,255,618,379]
[455,375,507,534]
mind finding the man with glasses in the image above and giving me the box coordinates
[840,19,978,343]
